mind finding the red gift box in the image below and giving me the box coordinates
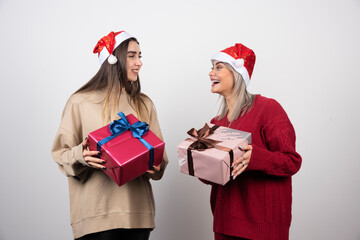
[88,113,165,186]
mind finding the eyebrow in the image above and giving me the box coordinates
[127,51,141,54]
[213,62,224,66]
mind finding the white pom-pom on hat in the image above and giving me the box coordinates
[108,54,118,64]
[234,58,244,68]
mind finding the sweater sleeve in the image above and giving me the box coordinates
[51,98,91,182]
[146,103,168,180]
[247,99,302,177]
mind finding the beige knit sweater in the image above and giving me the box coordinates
[51,89,168,239]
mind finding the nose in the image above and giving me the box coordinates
[135,57,142,67]
[209,68,215,77]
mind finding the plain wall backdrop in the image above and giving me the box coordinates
[1,0,359,239]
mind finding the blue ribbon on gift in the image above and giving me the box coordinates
[97,112,154,170]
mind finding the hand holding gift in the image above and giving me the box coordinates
[231,145,252,180]
[81,137,106,169]
[146,164,161,174]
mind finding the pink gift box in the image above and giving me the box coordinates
[88,113,165,186]
[177,124,251,185]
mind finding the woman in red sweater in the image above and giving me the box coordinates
[207,43,302,240]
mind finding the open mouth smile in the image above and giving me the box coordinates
[211,79,220,86]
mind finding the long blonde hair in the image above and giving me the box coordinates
[75,38,150,124]
[217,62,255,122]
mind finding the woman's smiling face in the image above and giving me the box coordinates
[209,61,235,97]
[126,40,142,82]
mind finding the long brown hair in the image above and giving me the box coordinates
[75,37,150,124]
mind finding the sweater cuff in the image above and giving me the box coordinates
[74,143,89,166]
[147,158,168,180]
[246,143,268,172]
[70,143,92,182]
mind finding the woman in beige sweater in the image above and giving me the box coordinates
[51,31,168,240]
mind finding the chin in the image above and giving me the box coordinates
[211,87,219,94]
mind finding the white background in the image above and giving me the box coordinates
[1,0,359,239]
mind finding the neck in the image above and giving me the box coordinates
[225,95,236,120]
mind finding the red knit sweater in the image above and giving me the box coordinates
[209,95,302,240]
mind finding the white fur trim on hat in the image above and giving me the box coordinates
[98,31,133,65]
[211,52,250,87]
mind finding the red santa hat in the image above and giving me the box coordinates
[211,43,256,87]
[93,31,133,65]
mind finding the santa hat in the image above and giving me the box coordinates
[93,31,133,65]
[211,43,256,87]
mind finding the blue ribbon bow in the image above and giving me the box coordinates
[97,112,154,170]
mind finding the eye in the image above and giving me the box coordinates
[128,55,135,58]
[216,65,222,70]
[139,55,142,59]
